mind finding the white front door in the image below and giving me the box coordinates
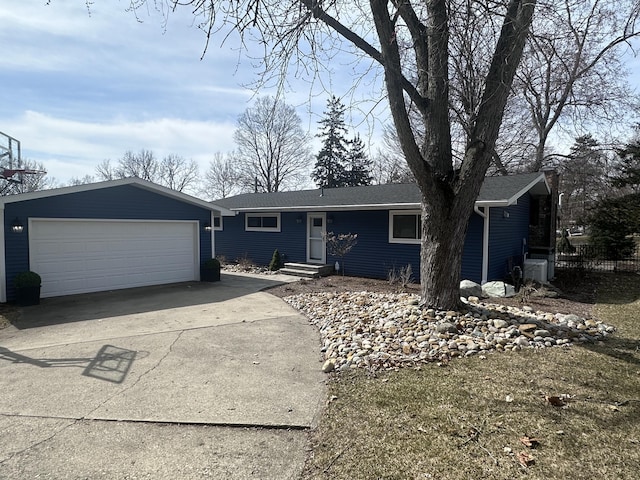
[307,213,326,264]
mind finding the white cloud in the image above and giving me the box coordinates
[9,111,236,182]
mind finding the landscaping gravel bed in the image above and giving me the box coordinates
[284,291,615,372]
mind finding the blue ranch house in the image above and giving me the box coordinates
[213,172,557,284]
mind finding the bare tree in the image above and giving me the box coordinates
[108,0,535,310]
[95,159,117,181]
[67,174,96,186]
[518,0,640,172]
[372,124,414,184]
[95,149,200,193]
[234,96,312,193]
[116,150,159,181]
[159,154,199,194]
[202,151,242,200]
[446,0,640,174]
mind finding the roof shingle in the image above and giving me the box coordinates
[213,172,548,211]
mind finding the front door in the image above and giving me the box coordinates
[307,213,326,264]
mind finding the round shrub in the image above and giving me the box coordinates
[14,271,42,288]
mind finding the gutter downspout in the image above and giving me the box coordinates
[210,211,216,259]
[474,205,489,284]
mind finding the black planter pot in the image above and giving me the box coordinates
[16,286,41,306]
[201,268,221,282]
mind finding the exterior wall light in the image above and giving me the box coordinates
[11,218,24,233]
[296,216,303,224]
[203,222,213,232]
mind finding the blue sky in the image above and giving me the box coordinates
[2,3,639,187]
[1,2,384,186]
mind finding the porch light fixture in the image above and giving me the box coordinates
[296,216,303,224]
[11,218,24,234]
[503,211,510,219]
[203,222,213,232]
[327,215,334,224]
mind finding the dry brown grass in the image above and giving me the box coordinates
[301,273,640,480]
[0,304,17,330]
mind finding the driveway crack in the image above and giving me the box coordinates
[82,330,185,418]
[0,331,185,466]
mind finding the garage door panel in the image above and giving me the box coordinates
[29,220,199,298]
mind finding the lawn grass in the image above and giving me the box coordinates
[302,273,640,479]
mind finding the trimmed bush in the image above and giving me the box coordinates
[203,258,221,270]
[269,249,282,271]
[201,258,221,282]
[14,271,41,288]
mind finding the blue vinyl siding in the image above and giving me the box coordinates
[461,212,484,283]
[216,210,422,278]
[326,210,420,280]
[487,195,531,281]
[4,185,212,301]
[216,203,531,284]
[216,212,307,265]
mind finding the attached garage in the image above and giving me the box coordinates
[1,178,233,302]
[29,219,199,298]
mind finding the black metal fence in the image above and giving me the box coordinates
[555,244,640,273]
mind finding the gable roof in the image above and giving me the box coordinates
[214,172,550,212]
[0,177,235,216]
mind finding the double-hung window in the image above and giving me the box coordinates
[389,210,421,244]
[245,213,281,232]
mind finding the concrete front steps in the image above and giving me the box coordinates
[279,263,334,279]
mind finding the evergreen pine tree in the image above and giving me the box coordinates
[312,96,349,188]
[613,139,640,193]
[344,134,372,186]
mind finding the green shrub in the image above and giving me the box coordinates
[269,249,282,271]
[202,258,221,270]
[14,271,41,288]
[587,193,640,260]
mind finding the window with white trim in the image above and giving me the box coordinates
[213,216,223,231]
[389,210,421,244]
[245,213,281,232]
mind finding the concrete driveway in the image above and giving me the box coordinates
[0,272,325,479]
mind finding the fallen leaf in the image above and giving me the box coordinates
[517,451,535,467]
[608,405,620,412]
[505,394,514,403]
[520,436,541,448]
[503,446,513,454]
[545,395,568,407]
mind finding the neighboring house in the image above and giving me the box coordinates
[1,178,233,302]
[213,172,555,284]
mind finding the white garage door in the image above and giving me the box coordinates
[29,219,199,298]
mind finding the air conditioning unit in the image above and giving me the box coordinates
[530,253,555,280]
[523,259,548,283]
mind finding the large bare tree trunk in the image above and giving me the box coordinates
[418,186,476,308]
